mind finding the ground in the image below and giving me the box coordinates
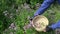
[3,3,60,34]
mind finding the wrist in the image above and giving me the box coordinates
[46,26,53,32]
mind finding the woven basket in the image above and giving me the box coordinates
[32,15,49,31]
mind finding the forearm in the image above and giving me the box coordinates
[49,20,60,30]
[34,0,54,16]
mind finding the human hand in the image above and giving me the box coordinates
[43,26,53,32]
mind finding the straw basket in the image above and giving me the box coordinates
[31,15,49,31]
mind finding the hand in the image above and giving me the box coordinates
[43,26,53,32]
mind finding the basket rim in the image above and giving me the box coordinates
[31,15,49,31]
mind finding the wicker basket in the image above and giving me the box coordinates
[31,15,49,31]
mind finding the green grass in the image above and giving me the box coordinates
[3,4,60,34]
[15,5,60,34]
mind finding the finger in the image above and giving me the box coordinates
[43,29,46,32]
